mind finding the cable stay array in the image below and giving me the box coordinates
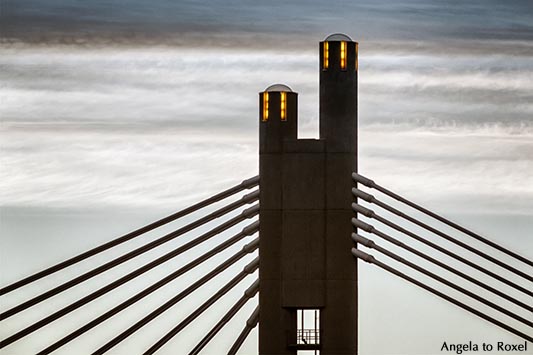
[351,173,533,343]
[353,248,532,342]
[0,177,261,354]
[0,176,259,296]
[3,171,530,353]
[0,189,259,321]
[144,277,259,355]
[228,306,259,355]
[353,173,532,267]
[186,279,259,355]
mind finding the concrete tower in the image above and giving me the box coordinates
[259,34,358,355]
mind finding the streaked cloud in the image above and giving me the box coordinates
[3,0,533,43]
[1,3,532,355]
[1,43,532,213]
[1,0,532,214]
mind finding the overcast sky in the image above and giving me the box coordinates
[2,0,533,43]
[1,1,532,354]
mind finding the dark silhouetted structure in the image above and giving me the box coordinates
[259,33,358,355]
[1,34,531,355]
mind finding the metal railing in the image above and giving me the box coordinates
[297,329,321,345]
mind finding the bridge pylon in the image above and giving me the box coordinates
[259,33,358,355]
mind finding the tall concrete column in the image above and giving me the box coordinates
[319,33,358,355]
[259,34,358,355]
[259,84,299,355]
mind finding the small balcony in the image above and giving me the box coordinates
[287,329,321,350]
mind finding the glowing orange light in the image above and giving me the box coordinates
[262,92,269,121]
[340,41,347,70]
[323,42,329,69]
[280,92,287,121]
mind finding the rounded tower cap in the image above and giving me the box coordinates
[324,33,352,42]
[264,83,293,92]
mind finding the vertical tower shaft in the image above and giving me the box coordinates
[259,34,358,355]
[319,35,358,355]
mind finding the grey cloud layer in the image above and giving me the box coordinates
[2,47,532,127]
[1,1,531,211]
[1,4,532,355]
[1,45,532,212]
[2,0,533,45]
